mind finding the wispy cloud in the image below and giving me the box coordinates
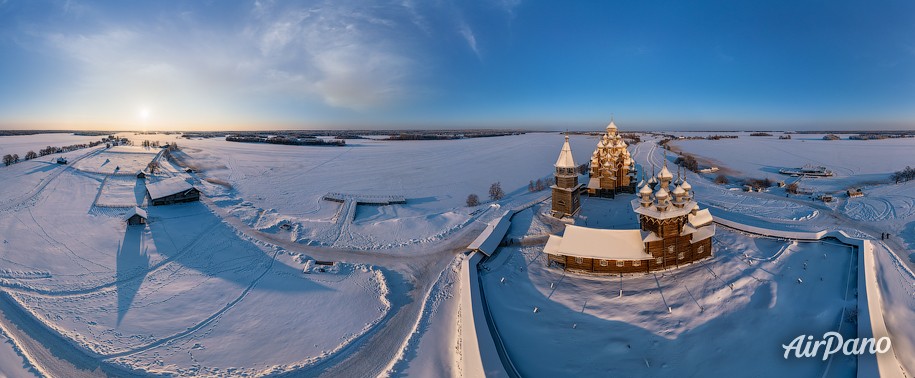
[458,20,480,58]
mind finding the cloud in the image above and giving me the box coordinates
[458,21,480,58]
[243,1,417,109]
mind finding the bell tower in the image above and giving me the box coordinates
[552,135,582,218]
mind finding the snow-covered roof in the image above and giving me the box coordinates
[543,235,563,255]
[554,136,576,168]
[631,198,697,220]
[681,181,692,191]
[547,225,651,261]
[124,206,147,220]
[587,177,601,189]
[658,165,673,179]
[688,209,713,228]
[468,210,514,256]
[606,121,617,131]
[146,177,196,200]
[690,224,716,243]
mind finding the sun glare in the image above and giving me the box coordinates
[138,106,151,122]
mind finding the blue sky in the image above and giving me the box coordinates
[0,0,913,130]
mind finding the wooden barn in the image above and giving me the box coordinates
[146,177,200,206]
[125,207,148,225]
[847,188,864,198]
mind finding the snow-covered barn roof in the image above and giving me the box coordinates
[554,136,576,168]
[124,206,147,220]
[146,177,196,200]
[690,224,716,244]
[688,209,713,228]
[547,225,652,261]
[468,210,515,256]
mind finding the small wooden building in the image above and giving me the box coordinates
[56,157,68,164]
[136,171,146,179]
[125,207,148,225]
[847,188,863,198]
[146,177,200,206]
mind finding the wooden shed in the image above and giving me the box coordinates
[146,177,200,206]
[125,207,148,225]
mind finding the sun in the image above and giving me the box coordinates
[138,106,151,122]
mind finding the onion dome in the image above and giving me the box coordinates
[693,203,700,211]
[648,176,658,184]
[655,187,669,199]
[658,165,673,180]
[639,184,652,195]
[606,121,617,132]
[672,185,685,195]
[681,180,692,191]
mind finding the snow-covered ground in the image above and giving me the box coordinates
[159,133,597,252]
[482,205,858,376]
[0,133,104,158]
[0,131,912,376]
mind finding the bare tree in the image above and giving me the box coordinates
[466,193,480,207]
[535,178,544,191]
[489,182,505,201]
[714,174,729,185]
[528,180,535,192]
[11,154,19,163]
[25,151,37,160]
[147,161,160,174]
[2,154,13,166]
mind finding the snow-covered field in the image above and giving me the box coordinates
[0,131,913,376]
[72,146,159,175]
[0,133,103,158]
[668,133,915,192]
[483,206,858,376]
[162,133,597,251]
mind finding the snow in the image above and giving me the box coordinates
[0,133,103,158]
[145,177,195,200]
[554,136,576,168]
[548,225,651,260]
[468,210,514,256]
[1,131,913,376]
[481,209,859,377]
[72,146,159,175]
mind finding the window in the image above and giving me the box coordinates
[616,260,625,267]
[668,245,675,253]
[656,257,663,265]
[599,259,608,267]
[678,252,685,260]
[574,257,583,264]
[698,246,704,254]
[633,260,641,267]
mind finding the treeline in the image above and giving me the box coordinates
[225,135,345,146]
[750,132,772,136]
[387,131,522,140]
[3,139,107,167]
[892,166,915,184]
[674,154,699,172]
